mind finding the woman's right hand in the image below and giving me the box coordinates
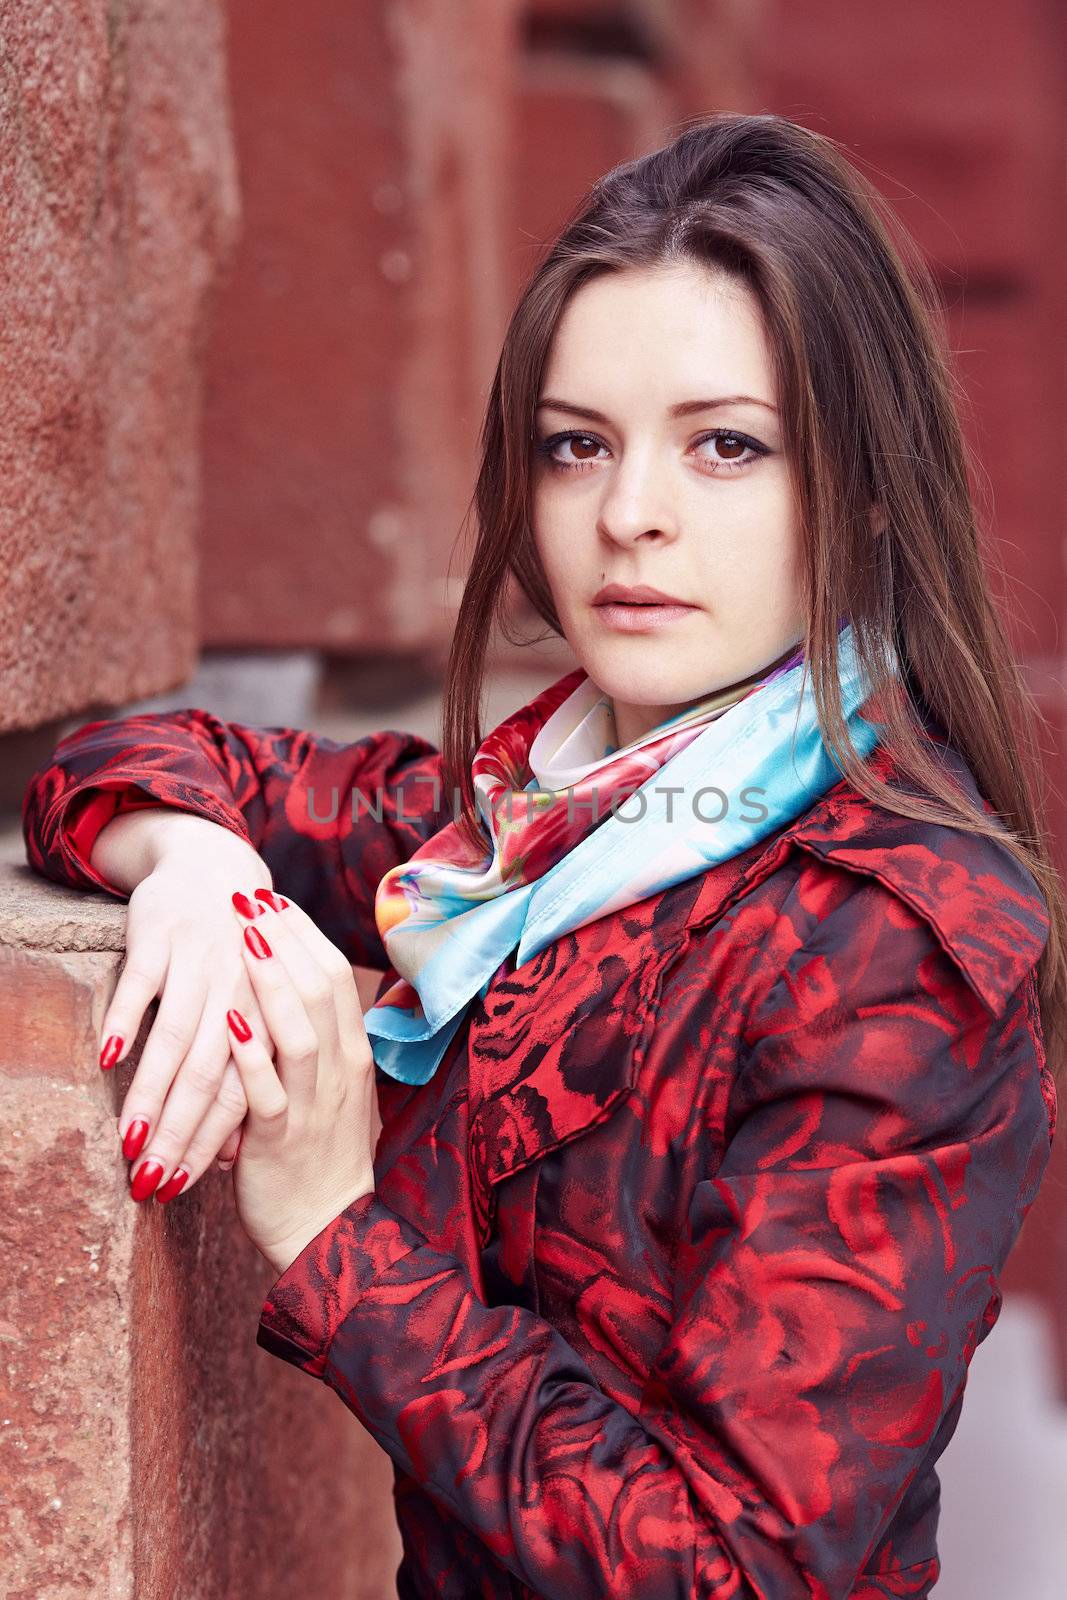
[99,841,281,1204]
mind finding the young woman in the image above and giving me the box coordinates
[22,113,1063,1599]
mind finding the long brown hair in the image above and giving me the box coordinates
[441,111,1067,1076]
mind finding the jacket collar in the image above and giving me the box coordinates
[717,732,1050,1016]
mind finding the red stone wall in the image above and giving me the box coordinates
[0,0,239,730]
[198,0,521,655]
[0,843,403,1599]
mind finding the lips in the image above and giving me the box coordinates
[590,590,700,633]
[592,582,695,607]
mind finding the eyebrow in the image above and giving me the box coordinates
[534,394,778,421]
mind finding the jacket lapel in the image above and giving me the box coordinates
[464,838,775,1235]
[465,879,681,1218]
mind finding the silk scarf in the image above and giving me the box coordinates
[363,620,895,1084]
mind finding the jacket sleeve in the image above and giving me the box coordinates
[20,709,450,970]
[254,877,1057,1599]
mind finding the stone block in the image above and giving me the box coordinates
[0,829,401,1598]
[0,0,240,732]
[200,0,521,658]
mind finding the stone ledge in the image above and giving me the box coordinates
[0,824,128,955]
[0,825,401,1597]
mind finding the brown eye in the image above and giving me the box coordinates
[568,435,601,461]
[535,431,610,471]
[713,434,747,460]
[696,429,767,474]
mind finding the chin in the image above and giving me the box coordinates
[580,627,785,711]
[575,644,702,710]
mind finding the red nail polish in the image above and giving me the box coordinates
[244,924,272,959]
[231,891,265,919]
[131,1159,166,1202]
[227,1008,252,1042]
[122,1118,150,1162]
[155,1168,189,1205]
[253,888,290,912]
[100,1034,124,1071]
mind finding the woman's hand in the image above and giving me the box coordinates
[225,891,378,1277]
[99,841,280,1204]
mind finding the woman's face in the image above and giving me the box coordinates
[531,261,806,748]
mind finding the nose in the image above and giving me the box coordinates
[595,451,680,547]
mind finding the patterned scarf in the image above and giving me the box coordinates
[363,620,894,1084]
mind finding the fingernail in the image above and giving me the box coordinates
[231,891,266,919]
[122,1118,150,1162]
[227,1008,253,1042]
[244,925,272,959]
[155,1168,189,1205]
[253,888,290,912]
[100,1034,124,1071]
[130,1159,165,1202]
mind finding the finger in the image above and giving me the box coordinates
[251,889,366,1044]
[225,1007,289,1129]
[216,1124,243,1169]
[118,980,227,1160]
[234,902,343,1098]
[236,895,343,1055]
[115,970,212,1175]
[153,1059,249,1203]
[123,976,270,1191]
[99,937,170,1071]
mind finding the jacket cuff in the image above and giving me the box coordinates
[61,785,169,895]
[256,1191,422,1378]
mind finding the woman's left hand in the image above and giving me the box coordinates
[225,888,378,1276]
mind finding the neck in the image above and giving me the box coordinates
[609,636,806,749]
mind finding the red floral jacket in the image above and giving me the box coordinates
[22,707,1058,1600]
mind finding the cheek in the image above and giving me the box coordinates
[531,499,577,599]
[774,507,806,596]
[692,494,803,606]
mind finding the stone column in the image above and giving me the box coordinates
[0,0,240,730]
[0,832,403,1599]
